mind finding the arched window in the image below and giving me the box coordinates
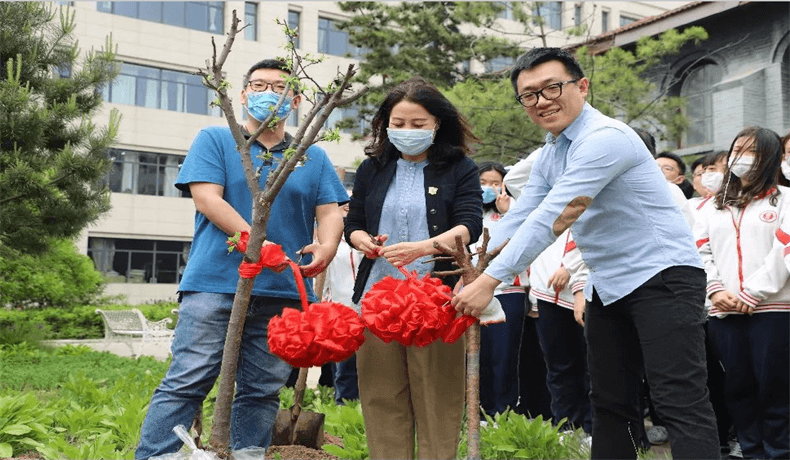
[680,63,723,147]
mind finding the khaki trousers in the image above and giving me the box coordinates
[356,329,466,460]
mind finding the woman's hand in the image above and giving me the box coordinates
[378,241,430,267]
[350,230,388,259]
[547,266,570,292]
[495,185,510,214]
[573,291,586,327]
[710,290,737,312]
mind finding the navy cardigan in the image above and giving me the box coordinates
[344,156,483,303]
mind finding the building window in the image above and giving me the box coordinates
[105,149,187,197]
[495,2,514,20]
[601,10,609,32]
[484,56,515,73]
[323,105,366,135]
[574,4,582,26]
[318,17,364,58]
[533,2,562,30]
[88,237,191,284]
[680,63,723,147]
[342,170,355,190]
[619,14,639,27]
[102,62,220,116]
[288,10,301,48]
[96,2,224,34]
[244,2,257,41]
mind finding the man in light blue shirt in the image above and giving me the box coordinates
[453,48,720,459]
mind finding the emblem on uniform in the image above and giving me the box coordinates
[428,187,438,195]
[760,210,778,223]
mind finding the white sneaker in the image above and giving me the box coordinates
[646,425,669,445]
[728,440,743,459]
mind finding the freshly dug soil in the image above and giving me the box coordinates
[264,433,342,460]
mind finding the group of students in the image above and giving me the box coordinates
[135,48,789,460]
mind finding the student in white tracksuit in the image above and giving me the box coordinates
[694,126,790,460]
[504,149,591,433]
[474,161,528,417]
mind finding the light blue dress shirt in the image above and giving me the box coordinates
[363,158,434,296]
[485,103,702,305]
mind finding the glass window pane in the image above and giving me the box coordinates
[108,159,124,193]
[110,74,136,105]
[288,10,300,48]
[97,2,112,13]
[161,81,185,112]
[186,83,208,114]
[244,3,257,40]
[208,4,223,33]
[186,2,208,31]
[137,160,159,195]
[162,2,185,27]
[136,77,160,108]
[318,18,329,53]
[138,2,162,22]
[114,1,138,18]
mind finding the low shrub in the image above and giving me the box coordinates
[0,302,179,342]
[0,239,104,309]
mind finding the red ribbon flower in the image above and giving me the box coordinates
[268,302,366,367]
[267,255,366,367]
[361,268,476,347]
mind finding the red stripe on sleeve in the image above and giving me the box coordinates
[776,228,790,245]
[696,238,709,249]
[564,240,577,253]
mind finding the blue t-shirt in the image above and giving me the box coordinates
[176,126,348,302]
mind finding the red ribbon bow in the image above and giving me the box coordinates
[266,251,366,367]
[361,267,477,347]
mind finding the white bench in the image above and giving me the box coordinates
[95,308,174,358]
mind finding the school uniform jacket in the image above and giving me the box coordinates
[529,229,575,310]
[694,186,790,317]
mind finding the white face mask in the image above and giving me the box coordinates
[728,156,754,178]
[701,171,724,193]
[781,162,790,180]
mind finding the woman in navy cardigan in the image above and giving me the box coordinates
[344,76,482,459]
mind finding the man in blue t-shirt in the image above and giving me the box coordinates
[136,59,348,460]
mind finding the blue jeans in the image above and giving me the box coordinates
[535,300,592,434]
[333,354,359,405]
[135,292,297,460]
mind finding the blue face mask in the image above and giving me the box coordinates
[386,128,436,157]
[246,91,292,123]
[481,186,498,204]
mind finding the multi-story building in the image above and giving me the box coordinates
[66,1,681,303]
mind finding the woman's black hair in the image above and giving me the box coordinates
[365,76,480,168]
[715,126,783,210]
[702,150,728,168]
[477,161,510,212]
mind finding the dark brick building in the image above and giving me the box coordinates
[569,1,790,157]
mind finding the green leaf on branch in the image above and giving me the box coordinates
[227,231,242,254]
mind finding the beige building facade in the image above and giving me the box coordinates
[66,1,682,303]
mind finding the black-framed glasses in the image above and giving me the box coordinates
[515,79,579,108]
[247,79,288,94]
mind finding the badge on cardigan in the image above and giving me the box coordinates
[428,187,438,195]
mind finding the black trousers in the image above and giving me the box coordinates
[585,266,720,460]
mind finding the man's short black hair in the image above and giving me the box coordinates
[690,155,706,173]
[509,47,585,95]
[243,59,299,94]
[655,151,686,175]
[631,127,656,157]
